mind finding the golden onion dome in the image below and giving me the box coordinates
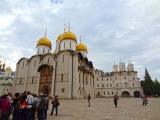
[6,66,12,71]
[53,49,56,54]
[56,34,62,41]
[37,37,52,48]
[0,63,2,66]
[76,42,88,52]
[61,31,77,41]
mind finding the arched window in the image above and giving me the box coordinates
[61,74,63,82]
[43,47,45,54]
[20,78,22,84]
[70,42,71,49]
[32,77,34,83]
[64,42,65,49]
[38,48,39,53]
[23,62,24,68]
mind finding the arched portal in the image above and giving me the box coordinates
[38,65,53,95]
[41,85,51,96]
[121,91,130,98]
[134,91,140,97]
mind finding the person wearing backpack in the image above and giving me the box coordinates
[43,94,49,119]
[50,95,59,116]
[87,94,91,107]
[37,93,45,120]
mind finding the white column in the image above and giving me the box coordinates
[50,60,56,96]
[36,73,40,95]
[12,64,19,93]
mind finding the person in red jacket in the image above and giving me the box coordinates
[1,94,11,120]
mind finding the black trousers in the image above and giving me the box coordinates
[0,112,9,120]
[37,109,44,120]
[31,108,36,120]
[114,101,117,107]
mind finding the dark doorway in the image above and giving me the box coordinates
[134,91,140,97]
[42,85,49,96]
[121,91,130,98]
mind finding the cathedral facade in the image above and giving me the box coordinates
[11,25,143,99]
[12,26,95,99]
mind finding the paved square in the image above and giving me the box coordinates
[46,98,160,120]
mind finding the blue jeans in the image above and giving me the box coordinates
[51,105,58,115]
[27,108,31,120]
[88,99,90,107]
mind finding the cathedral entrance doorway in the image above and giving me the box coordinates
[38,64,53,96]
[42,85,50,96]
[134,91,140,97]
[121,91,130,97]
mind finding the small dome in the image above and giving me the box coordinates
[37,37,52,48]
[53,49,56,54]
[61,31,77,41]
[76,42,88,52]
[6,66,12,71]
[56,34,62,41]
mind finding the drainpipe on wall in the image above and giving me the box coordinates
[71,55,73,99]
[54,56,57,95]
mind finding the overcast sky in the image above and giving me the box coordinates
[0,0,160,81]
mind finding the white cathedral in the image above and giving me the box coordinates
[11,24,143,98]
[0,61,15,96]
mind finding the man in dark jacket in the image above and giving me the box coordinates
[37,93,45,120]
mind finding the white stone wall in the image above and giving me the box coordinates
[56,51,70,98]
[60,39,76,51]
[36,45,51,55]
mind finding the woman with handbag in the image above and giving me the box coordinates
[50,95,59,116]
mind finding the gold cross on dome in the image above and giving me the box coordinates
[64,23,66,32]
[68,22,70,31]
[45,28,47,37]
[80,35,82,43]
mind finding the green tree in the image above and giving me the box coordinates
[153,78,160,95]
[143,68,154,95]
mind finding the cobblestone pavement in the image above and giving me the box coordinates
[45,98,160,120]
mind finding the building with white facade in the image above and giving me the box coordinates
[12,25,95,99]
[94,59,143,97]
[0,61,15,96]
